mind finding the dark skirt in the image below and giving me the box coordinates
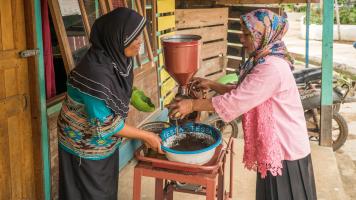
[58,147,119,200]
[256,154,317,200]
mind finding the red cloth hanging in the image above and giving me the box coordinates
[41,0,56,99]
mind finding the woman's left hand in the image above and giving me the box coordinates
[167,98,194,119]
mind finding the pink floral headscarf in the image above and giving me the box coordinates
[239,9,294,178]
[238,9,294,85]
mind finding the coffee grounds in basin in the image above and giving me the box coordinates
[165,132,215,151]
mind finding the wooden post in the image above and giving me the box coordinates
[133,167,142,200]
[78,0,91,39]
[143,0,147,17]
[320,0,334,147]
[155,179,164,200]
[23,1,50,199]
[107,0,114,10]
[152,0,158,55]
[99,0,108,14]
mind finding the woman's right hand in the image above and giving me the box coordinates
[142,132,165,154]
[191,77,213,91]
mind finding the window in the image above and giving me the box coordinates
[46,0,155,105]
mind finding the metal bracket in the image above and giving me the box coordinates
[19,48,40,58]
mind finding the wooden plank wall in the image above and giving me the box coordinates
[175,8,228,81]
[175,0,216,8]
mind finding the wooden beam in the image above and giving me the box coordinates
[106,0,114,11]
[152,0,158,55]
[78,0,91,39]
[123,0,128,7]
[99,0,108,14]
[320,0,334,147]
[216,0,320,4]
[143,0,147,17]
[23,1,45,199]
[48,0,75,74]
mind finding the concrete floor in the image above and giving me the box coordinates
[335,103,356,200]
[118,138,348,200]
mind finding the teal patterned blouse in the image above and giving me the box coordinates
[57,84,125,160]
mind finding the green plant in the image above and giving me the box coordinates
[305,6,356,25]
[338,7,356,24]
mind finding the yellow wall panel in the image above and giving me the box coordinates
[157,15,175,32]
[161,77,176,97]
[157,0,175,14]
[158,53,164,67]
[160,68,170,82]
[163,91,176,106]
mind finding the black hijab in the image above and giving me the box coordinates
[68,7,146,119]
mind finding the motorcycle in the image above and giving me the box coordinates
[296,68,356,151]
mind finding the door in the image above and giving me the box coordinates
[0,0,39,199]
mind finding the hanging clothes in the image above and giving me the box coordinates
[41,0,56,99]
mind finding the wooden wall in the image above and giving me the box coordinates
[176,8,229,81]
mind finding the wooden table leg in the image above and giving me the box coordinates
[217,169,224,200]
[133,167,142,200]
[229,139,235,199]
[166,183,174,200]
[155,178,164,200]
[206,178,216,200]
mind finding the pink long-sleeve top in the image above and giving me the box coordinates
[212,56,311,161]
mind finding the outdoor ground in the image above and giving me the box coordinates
[336,103,356,200]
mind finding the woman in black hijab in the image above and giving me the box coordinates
[57,8,163,200]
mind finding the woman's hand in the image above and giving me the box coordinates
[167,98,194,119]
[142,132,165,154]
[191,77,213,91]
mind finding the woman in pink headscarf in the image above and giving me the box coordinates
[168,9,317,200]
